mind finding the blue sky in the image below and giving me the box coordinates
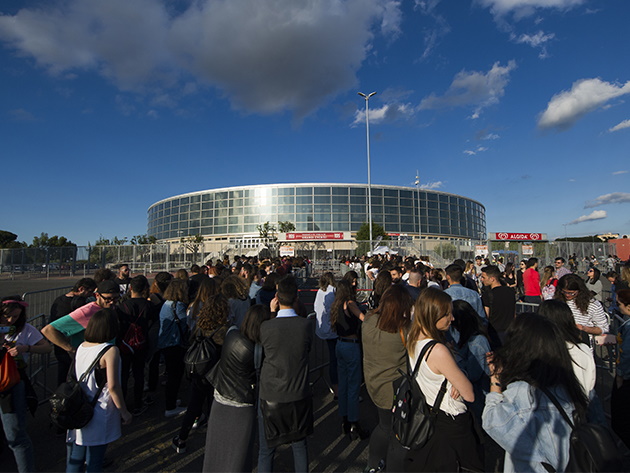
[1,0,629,246]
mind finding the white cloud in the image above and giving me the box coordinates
[480,132,500,140]
[512,30,554,48]
[0,0,402,118]
[8,109,36,121]
[381,1,403,40]
[609,119,630,133]
[511,30,554,58]
[585,192,630,208]
[477,0,586,19]
[420,61,516,118]
[463,146,489,156]
[568,210,607,225]
[420,181,444,189]
[538,78,630,131]
[414,0,451,61]
[612,170,628,175]
[352,102,415,126]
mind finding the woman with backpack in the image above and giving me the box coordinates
[482,313,588,472]
[66,308,132,472]
[172,293,229,453]
[362,285,412,473]
[202,304,271,471]
[404,287,482,472]
[540,265,558,301]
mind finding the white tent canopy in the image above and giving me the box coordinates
[370,245,398,255]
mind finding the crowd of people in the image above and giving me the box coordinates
[1,252,629,472]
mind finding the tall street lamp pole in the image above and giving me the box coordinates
[358,91,376,249]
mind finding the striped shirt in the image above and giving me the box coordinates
[567,298,609,347]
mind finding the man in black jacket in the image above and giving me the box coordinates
[258,275,313,473]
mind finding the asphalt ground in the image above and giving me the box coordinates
[1,275,628,472]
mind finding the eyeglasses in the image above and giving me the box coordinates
[561,289,579,297]
[98,294,120,303]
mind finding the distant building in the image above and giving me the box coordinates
[147,183,486,252]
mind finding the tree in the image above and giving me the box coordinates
[0,230,26,248]
[257,222,277,241]
[30,232,76,248]
[434,242,457,261]
[277,221,296,233]
[355,222,389,242]
[355,222,389,255]
[180,234,204,263]
[130,234,157,245]
[94,235,128,246]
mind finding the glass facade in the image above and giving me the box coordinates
[147,184,486,241]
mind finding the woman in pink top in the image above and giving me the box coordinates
[522,257,542,304]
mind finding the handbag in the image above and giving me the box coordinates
[0,347,20,392]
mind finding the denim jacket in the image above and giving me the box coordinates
[482,381,573,473]
[616,317,630,379]
[458,334,491,421]
[158,300,188,349]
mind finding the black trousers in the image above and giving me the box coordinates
[611,379,630,449]
[120,350,147,408]
[162,346,186,410]
[178,381,213,440]
[368,407,407,472]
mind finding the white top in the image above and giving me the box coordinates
[410,338,467,417]
[67,343,122,446]
[314,285,336,340]
[567,299,609,348]
[3,323,43,365]
[567,342,596,395]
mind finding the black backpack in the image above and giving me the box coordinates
[50,345,113,430]
[391,340,447,450]
[184,327,223,383]
[541,387,623,472]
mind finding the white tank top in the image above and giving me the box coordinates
[409,338,467,417]
[67,342,122,446]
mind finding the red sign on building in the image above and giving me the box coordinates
[285,232,346,241]
[492,232,544,241]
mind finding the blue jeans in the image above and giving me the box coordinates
[257,405,308,473]
[0,381,35,472]
[336,339,361,422]
[66,442,108,473]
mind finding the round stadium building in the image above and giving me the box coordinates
[147,183,486,254]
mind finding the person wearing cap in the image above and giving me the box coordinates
[42,280,121,355]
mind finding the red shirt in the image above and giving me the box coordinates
[523,268,541,296]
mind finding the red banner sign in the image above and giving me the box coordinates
[494,232,543,241]
[285,232,345,241]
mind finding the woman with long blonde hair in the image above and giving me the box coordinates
[404,287,482,472]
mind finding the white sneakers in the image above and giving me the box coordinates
[164,406,187,418]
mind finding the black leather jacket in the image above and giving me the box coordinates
[206,328,256,404]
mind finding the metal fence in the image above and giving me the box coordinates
[0,239,617,278]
